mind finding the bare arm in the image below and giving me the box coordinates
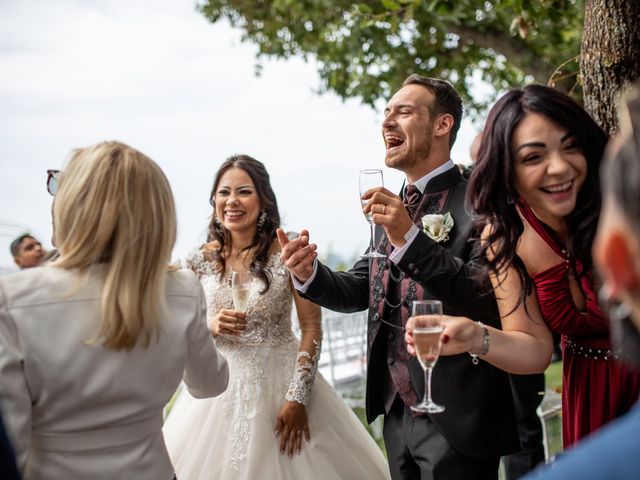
[406,228,554,374]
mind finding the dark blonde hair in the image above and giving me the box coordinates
[53,141,177,350]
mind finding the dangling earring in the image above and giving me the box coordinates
[257,210,267,230]
[506,193,515,205]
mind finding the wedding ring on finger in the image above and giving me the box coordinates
[382,205,386,215]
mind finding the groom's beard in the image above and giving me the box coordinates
[611,311,640,371]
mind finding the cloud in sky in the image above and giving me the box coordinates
[0,0,477,269]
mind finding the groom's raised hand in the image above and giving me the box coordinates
[276,228,317,284]
[362,187,413,247]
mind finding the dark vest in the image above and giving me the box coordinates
[369,188,450,410]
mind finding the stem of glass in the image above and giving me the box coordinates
[425,367,433,404]
[369,223,376,255]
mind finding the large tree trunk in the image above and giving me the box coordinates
[580,0,640,135]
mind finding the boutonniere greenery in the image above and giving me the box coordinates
[421,212,454,243]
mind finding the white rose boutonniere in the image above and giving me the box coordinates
[421,212,454,243]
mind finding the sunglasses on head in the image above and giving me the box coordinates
[47,169,60,196]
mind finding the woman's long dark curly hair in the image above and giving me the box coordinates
[206,154,281,293]
[467,85,608,306]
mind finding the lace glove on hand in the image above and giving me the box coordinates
[285,340,321,405]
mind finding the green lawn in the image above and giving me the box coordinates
[543,360,563,458]
[353,406,386,455]
[545,360,562,392]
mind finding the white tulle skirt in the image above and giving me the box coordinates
[163,341,390,480]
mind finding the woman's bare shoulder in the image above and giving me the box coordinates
[517,220,561,275]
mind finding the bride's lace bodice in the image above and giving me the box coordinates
[183,248,322,469]
[184,249,296,347]
[184,248,320,404]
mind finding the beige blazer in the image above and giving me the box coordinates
[0,265,229,480]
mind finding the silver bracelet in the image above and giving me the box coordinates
[469,321,490,365]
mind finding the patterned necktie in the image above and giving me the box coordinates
[403,184,423,221]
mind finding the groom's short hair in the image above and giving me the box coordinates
[402,74,463,149]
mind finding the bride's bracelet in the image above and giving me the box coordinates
[469,321,490,365]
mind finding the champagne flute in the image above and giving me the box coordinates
[410,300,445,413]
[231,271,252,313]
[359,169,385,258]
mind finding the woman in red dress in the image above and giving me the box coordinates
[407,85,640,447]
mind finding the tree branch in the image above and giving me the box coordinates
[447,24,555,82]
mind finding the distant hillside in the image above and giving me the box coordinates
[321,247,362,272]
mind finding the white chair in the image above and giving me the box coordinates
[537,388,563,461]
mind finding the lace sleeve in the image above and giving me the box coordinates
[182,248,217,278]
[285,340,321,405]
[285,284,323,406]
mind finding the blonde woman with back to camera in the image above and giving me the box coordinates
[0,141,229,479]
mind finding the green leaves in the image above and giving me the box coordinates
[380,0,401,10]
[198,0,584,116]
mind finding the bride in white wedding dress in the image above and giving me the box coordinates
[163,155,390,480]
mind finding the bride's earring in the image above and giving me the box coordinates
[257,210,267,230]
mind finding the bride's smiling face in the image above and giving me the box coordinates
[214,167,261,235]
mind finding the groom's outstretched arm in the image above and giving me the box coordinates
[277,228,369,313]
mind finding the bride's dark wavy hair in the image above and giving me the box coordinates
[206,154,280,293]
[467,85,608,306]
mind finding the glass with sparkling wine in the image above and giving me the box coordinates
[359,169,385,258]
[410,300,445,413]
[231,271,252,313]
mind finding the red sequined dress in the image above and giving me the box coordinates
[519,201,640,447]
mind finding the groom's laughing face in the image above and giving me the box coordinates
[382,84,435,173]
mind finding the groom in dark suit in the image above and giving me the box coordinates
[278,74,519,479]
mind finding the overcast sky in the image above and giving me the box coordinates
[0,0,480,270]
